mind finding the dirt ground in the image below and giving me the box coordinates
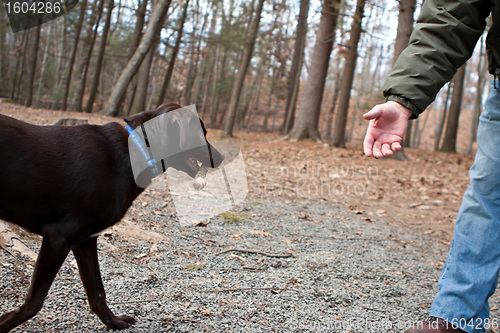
[1,103,498,333]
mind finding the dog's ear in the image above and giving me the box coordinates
[124,110,156,129]
[123,116,133,125]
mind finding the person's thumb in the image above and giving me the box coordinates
[363,106,382,121]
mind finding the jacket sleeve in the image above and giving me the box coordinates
[383,0,490,118]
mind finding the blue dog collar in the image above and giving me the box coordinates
[125,125,160,177]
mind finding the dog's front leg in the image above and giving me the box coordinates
[72,237,136,330]
[0,226,72,333]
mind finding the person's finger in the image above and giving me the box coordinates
[372,140,383,159]
[363,132,374,157]
[363,106,381,121]
[391,141,402,152]
[381,143,393,157]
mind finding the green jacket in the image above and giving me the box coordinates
[384,0,499,118]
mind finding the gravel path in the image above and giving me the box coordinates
[2,192,499,333]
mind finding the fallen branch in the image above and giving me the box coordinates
[362,306,386,313]
[242,265,267,271]
[109,299,162,305]
[198,286,299,294]
[290,233,407,244]
[214,248,293,258]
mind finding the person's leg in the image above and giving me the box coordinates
[429,80,500,333]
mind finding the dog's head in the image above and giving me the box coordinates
[124,104,224,179]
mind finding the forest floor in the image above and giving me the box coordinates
[1,103,499,333]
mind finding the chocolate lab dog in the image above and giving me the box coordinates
[0,103,223,332]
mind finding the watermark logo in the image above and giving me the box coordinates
[2,0,79,33]
[127,105,248,227]
[250,162,379,200]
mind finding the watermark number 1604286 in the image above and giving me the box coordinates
[2,0,79,33]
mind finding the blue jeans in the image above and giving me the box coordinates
[429,79,500,333]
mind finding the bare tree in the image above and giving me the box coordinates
[76,0,105,111]
[440,64,466,152]
[62,0,88,110]
[25,23,41,107]
[392,0,416,67]
[104,0,172,116]
[85,0,114,113]
[11,31,28,100]
[391,0,416,158]
[200,1,220,116]
[331,0,366,147]
[35,25,54,108]
[129,0,169,115]
[223,0,265,137]
[468,37,487,154]
[155,0,189,107]
[324,54,343,142]
[289,0,341,142]
[434,83,452,150]
[0,10,9,94]
[183,0,208,105]
[123,0,149,115]
[281,0,309,134]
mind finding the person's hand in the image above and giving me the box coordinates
[363,101,413,158]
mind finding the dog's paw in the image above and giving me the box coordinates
[116,315,136,324]
[107,315,136,329]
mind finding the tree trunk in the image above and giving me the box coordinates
[440,64,466,153]
[435,83,452,151]
[200,3,219,117]
[85,0,114,113]
[223,0,265,137]
[129,0,168,115]
[468,38,486,155]
[122,0,149,115]
[0,10,8,94]
[184,1,207,105]
[76,0,105,111]
[281,0,309,134]
[25,23,41,107]
[263,66,277,132]
[104,0,172,116]
[209,47,222,127]
[239,61,264,127]
[154,0,189,107]
[130,43,156,114]
[390,0,416,158]
[331,0,365,147]
[35,25,53,108]
[283,47,303,135]
[12,31,28,100]
[52,18,67,108]
[289,0,341,142]
[324,55,343,142]
[392,0,416,67]
[62,0,88,111]
[130,0,149,57]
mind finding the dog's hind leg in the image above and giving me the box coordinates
[72,237,136,330]
[0,225,72,333]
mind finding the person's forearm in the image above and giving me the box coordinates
[383,0,489,117]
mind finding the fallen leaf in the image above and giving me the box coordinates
[193,220,208,227]
[250,230,274,237]
[230,254,246,262]
[229,233,243,240]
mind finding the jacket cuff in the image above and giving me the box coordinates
[385,95,420,119]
